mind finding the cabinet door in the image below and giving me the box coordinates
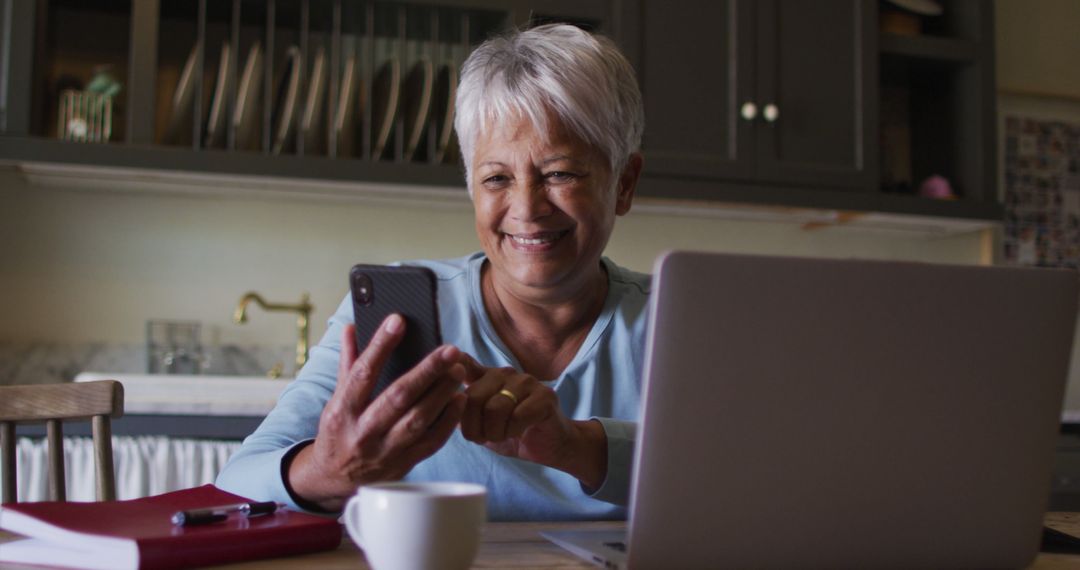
[639,0,754,181]
[754,0,872,189]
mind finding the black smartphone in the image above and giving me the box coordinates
[349,264,442,399]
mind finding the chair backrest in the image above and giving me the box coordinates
[0,380,124,503]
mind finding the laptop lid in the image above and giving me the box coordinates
[627,251,1078,569]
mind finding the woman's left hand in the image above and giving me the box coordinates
[458,359,608,490]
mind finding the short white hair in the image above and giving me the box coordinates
[454,24,644,189]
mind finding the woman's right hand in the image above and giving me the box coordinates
[286,314,468,512]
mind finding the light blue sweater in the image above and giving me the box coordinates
[216,252,650,521]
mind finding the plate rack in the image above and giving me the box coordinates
[154,0,508,164]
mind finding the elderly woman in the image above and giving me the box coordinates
[217,23,647,521]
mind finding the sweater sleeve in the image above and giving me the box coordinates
[215,295,352,511]
[582,417,637,506]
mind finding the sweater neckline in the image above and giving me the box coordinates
[466,253,622,384]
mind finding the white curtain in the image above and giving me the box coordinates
[3,436,241,502]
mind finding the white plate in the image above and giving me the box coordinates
[301,46,327,154]
[271,46,302,155]
[233,42,263,150]
[403,59,434,161]
[371,57,400,159]
[163,41,200,145]
[433,63,457,163]
[334,53,360,158]
[204,41,232,148]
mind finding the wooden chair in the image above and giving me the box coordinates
[0,380,124,503]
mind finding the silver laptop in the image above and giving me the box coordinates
[545,251,1078,569]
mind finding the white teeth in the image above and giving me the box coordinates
[511,233,559,245]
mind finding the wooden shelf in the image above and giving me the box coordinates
[0,136,467,192]
[636,174,1002,225]
[880,34,978,63]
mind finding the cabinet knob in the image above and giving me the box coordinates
[763,104,779,123]
[740,102,758,121]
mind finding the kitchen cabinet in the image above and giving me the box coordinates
[639,0,870,190]
[877,0,997,206]
[628,0,1000,221]
[0,0,618,190]
[0,0,1001,223]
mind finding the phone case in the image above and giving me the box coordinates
[350,264,442,399]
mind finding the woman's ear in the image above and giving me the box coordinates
[615,153,643,216]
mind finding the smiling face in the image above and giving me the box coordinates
[470,114,638,302]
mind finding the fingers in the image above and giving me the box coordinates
[460,368,507,441]
[461,367,556,443]
[310,334,470,500]
[335,315,406,410]
[504,389,555,438]
[395,393,467,470]
[482,375,531,441]
[360,345,463,436]
[336,323,357,391]
[384,362,467,447]
[457,352,487,382]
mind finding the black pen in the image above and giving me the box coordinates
[171,501,285,526]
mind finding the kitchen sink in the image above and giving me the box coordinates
[74,372,290,417]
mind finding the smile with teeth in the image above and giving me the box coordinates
[507,231,568,246]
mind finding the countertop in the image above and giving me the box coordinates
[74,372,289,417]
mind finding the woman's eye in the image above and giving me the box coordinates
[546,171,578,184]
[482,175,509,188]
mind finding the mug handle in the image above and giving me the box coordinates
[343,494,365,549]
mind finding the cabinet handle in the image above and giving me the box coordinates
[763,104,779,123]
[740,102,758,121]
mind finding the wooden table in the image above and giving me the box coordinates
[3,519,1080,569]
[4,522,616,569]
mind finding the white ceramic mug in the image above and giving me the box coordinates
[343,481,487,570]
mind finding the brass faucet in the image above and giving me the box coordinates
[233,292,314,376]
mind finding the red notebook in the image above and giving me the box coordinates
[0,485,342,569]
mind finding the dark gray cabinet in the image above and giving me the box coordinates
[755,0,871,189]
[0,0,1002,222]
[0,0,616,191]
[629,0,1000,222]
[639,0,752,181]
[640,0,871,190]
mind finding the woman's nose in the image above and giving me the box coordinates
[508,180,553,220]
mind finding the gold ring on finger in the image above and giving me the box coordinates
[497,389,519,406]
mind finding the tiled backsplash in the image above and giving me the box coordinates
[0,342,296,385]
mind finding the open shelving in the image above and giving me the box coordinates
[875,0,995,209]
